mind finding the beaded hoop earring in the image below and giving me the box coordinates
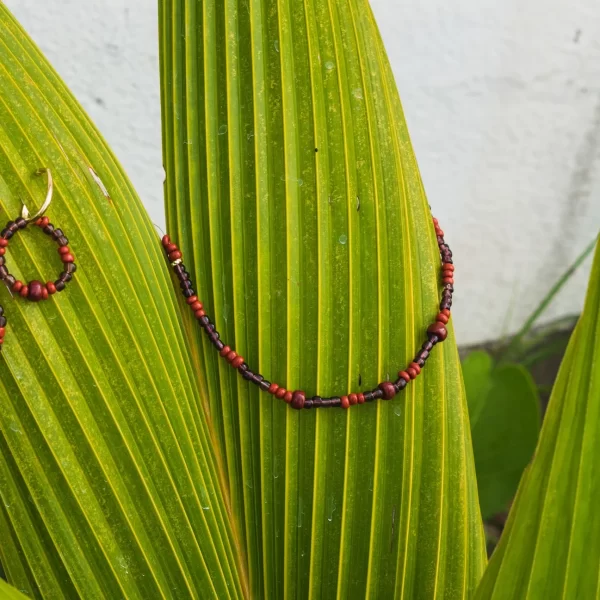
[162,212,454,410]
[0,168,76,350]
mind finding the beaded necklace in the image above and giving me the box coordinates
[162,216,453,410]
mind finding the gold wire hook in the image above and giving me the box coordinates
[21,168,53,223]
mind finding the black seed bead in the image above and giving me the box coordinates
[55,280,66,292]
[428,333,439,345]
[0,266,7,279]
[180,281,193,290]
[395,378,408,390]
[241,369,254,381]
[173,265,185,276]
[214,339,225,351]
[363,391,374,402]
[183,289,195,298]
[57,236,69,246]
[66,263,77,274]
[60,272,72,283]
[371,389,383,400]
[259,379,272,392]
[304,399,314,409]
[436,236,444,245]
[15,217,27,229]
[238,362,248,371]
[329,397,342,407]
[0,317,6,327]
[0,256,5,266]
[199,316,210,326]
[0,229,8,237]
[43,225,54,235]
[52,228,64,240]
[0,306,3,316]
[4,275,15,287]
[312,395,323,408]
[422,340,434,352]
[250,374,264,385]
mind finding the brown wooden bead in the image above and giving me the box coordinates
[357,393,365,404]
[275,387,287,400]
[220,345,231,357]
[169,251,182,261]
[436,312,449,324]
[340,395,350,409]
[398,371,411,382]
[427,321,448,341]
[46,281,56,295]
[379,381,396,400]
[406,367,417,379]
[410,362,421,375]
[165,243,179,253]
[161,235,171,246]
[268,383,279,394]
[232,355,245,368]
[291,390,305,410]
[348,393,358,406]
[27,281,44,302]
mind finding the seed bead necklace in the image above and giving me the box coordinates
[162,215,454,410]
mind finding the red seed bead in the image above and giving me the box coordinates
[12,281,23,293]
[341,395,350,409]
[348,393,358,406]
[442,270,454,279]
[406,368,416,379]
[42,286,49,300]
[268,383,279,395]
[28,281,44,302]
[220,346,231,357]
[442,277,454,285]
[0,248,5,256]
[441,308,451,317]
[0,339,4,345]
[46,281,56,295]
[283,391,293,404]
[0,239,8,247]
[291,390,305,409]
[436,312,449,324]
[58,246,70,255]
[195,309,206,318]
[398,371,411,382]
[61,253,75,263]
[226,350,237,363]
[275,387,287,400]
[427,321,448,342]
[186,295,198,305]
[190,301,203,312]
[20,285,29,298]
[442,263,454,272]
[357,393,365,404]
[35,218,43,226]
[433,218,439,225]
[410,362,421,375]
[162,235,171,246]
[0,328,5,337]
[39,217,50,228]
[169,251,182,262]
[379,382,396,400]
[165,243,179,253]
[232,355,245,368]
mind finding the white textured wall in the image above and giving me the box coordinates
[4,0,600,346]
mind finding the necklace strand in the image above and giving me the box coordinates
[162,216,454,410]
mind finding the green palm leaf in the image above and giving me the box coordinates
[475,236,600,599]
[0,6,244,598]
[160,0,486,597]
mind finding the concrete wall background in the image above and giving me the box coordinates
[4,0,600,346]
